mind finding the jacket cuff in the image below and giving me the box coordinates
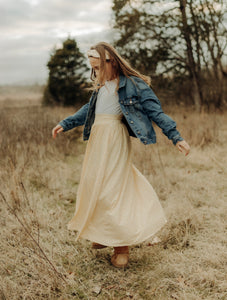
[59,121,68,132]
[172,135,184,145]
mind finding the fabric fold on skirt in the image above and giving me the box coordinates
[67,114,167,246]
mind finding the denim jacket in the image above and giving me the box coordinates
[59,75,184,145]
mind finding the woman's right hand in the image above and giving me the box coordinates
[52,124,63,139]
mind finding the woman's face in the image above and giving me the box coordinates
[89,57,114,81]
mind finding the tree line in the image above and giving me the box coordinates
[43,0,227,111]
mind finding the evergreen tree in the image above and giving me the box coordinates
[43,38,89,106]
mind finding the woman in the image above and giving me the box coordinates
[52,42,190,268]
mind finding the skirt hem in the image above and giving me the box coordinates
[67,219,167,247]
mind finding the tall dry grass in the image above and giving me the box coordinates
[0,90,226,299]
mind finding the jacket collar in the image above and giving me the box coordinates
[119,74,127,88]
[92,75,126,92]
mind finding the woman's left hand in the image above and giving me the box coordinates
[176,140,190,156]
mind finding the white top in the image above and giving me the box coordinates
[95,79,123,116]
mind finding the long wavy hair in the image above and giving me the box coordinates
[89,42,151,90]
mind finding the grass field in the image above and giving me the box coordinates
[0,87,226,300]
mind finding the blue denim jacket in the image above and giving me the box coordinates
[59,75,184,145]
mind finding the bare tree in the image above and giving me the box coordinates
[112,0,227,110]
[179,0,203,111]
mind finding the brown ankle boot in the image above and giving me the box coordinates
[92,242,107,249]
[111,246,129,268]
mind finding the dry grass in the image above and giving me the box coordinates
[0,87,226,300]
[0,85,44,108]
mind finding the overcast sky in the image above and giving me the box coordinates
[0,0,113,84]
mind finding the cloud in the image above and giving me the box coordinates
[0,0,113,84]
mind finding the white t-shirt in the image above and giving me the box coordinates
[95,79,123,116]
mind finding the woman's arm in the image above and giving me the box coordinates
[59,102,89,132]
[133,77,190,154]
[142,96,183,145]
[143,97,190,155]
[52,102,89,139]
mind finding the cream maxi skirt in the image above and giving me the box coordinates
[67,114,167,246]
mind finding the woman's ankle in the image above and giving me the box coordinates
[114,246,129,254]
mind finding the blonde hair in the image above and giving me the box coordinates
[89,42,151,89]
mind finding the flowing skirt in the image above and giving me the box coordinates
[67,114,167,246]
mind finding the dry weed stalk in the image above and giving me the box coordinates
[0,190,66,283]
[0,288,7,300]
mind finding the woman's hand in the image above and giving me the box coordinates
[52,124,63,139]
[176,140,190,156]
